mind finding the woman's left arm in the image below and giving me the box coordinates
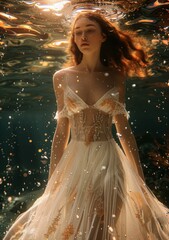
[114,114,145,181]
[113,75,145,181]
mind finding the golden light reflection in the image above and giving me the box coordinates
[27,60,56,72]
[0,12,17,20]
[43,40,68,49]
[35,1,70,11]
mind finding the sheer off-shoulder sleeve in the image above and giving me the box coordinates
[113,101,130,120]
[54,106,68,120]
[112,76,130,120]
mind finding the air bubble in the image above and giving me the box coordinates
[116,132,122,138]
[101,166,106,170]
[7,196,12,203]
[108,226,113,233]
[37,182,41,187]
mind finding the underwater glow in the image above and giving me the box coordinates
[0,0,168,237]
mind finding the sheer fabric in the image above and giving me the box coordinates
[3,76,169,240]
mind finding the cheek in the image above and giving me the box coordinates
[91,34,103,42]
[74,37,80,46]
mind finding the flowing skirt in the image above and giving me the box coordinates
[3,139,169,240]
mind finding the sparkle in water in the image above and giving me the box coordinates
[0,0,168,238]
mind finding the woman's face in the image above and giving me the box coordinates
[73,17,106,55]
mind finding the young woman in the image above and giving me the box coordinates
[4,11,169,240]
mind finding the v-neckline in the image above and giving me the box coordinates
[66,85,118,107]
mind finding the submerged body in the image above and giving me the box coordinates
[3,12,169,240]
[3,68,169,240]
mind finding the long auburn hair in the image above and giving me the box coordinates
[65,12,152,77]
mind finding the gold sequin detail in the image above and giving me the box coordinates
[44,209,62,238]
[62,223,74,240]
[10,222,27,240]
[130,191,150,225]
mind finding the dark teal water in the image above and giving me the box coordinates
[0,0,169,238]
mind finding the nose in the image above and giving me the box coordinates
[81,32,87,41]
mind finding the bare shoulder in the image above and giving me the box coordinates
[53,68,66,82]
[53,67,72,91]
[53,67,76,81]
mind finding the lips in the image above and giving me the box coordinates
[81,42,89,47]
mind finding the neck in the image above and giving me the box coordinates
[80,52,104,72]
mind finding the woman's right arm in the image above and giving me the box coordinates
[48,71,70,180]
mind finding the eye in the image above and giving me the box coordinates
[74,31,82,37]
[86,28,95,33]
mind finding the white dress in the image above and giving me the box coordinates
[3,81,169,240]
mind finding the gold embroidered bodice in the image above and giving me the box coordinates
[56,85,129,144]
